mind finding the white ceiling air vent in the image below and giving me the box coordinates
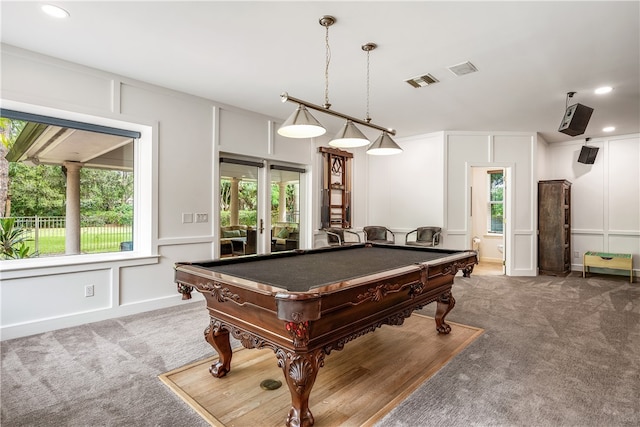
[447,61,478,76]
[405,74,439,88]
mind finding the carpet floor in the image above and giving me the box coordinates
[1,271,638,426]
[381,271,639,427]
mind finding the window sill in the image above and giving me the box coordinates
[0,252,160,279]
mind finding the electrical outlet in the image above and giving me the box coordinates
[195,213,208,223]
[574,251,580,258]
[84,284,94,297]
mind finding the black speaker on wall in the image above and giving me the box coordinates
[558,103,594,136]
[578,145,599,164]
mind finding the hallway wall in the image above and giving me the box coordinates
[543,134,640,273]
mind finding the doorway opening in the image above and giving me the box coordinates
[470,166,506,275]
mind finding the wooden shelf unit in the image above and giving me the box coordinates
[320,146,353,229]
[538,179,572,275]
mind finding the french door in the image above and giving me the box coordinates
[270,165,302,253]
[219,157,305,257]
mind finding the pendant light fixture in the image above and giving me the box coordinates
[279,15,398,147]
[277,17,333,139]
[320,17,368,148]
[277,104,326,138]
[328,41,369,147]
[330,120,369,148]
[362,43,402,155]
[366,131,403,155]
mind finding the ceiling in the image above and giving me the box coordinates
[1,1,639,144]
[7,122,133,170]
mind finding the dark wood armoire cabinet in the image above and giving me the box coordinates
[538,179,572,275]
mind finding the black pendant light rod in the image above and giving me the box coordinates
[280,92,396,136]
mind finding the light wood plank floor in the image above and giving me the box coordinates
[473,261,504,276]
[160,314,483,427]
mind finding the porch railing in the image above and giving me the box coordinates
[13,216,133,256]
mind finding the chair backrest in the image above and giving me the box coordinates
[364,226,393,242]
[324,227,361,245]
[325,228,345,245]
[272,222,298,238]
[417,227,440,242]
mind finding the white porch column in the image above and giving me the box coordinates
[278,182,287,222]
[230,177,239,226]
[64,161,83,255]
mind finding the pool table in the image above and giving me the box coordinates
[175,243,477,427]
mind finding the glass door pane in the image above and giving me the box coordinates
[270,168,300,253]
[219,160,260,257]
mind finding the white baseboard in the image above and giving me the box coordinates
[0,293,203,341]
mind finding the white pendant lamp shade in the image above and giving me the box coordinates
[329,120,370,148]
[278,104,327,138]
[366,131,403,155]
[280,17,399,150]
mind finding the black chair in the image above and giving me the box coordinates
[324,228,361,246]
[363,226,395,244]
[405,226,442,247]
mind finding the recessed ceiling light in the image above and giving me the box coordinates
[603,126,615,132]
[41,4,70,18]
[594,86,612,94]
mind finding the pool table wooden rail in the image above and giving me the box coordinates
[175,251,476,345]
[174,246,477,427]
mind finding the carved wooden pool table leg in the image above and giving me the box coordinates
[277,348,325,427]
[204,320,232,378]
[462,263,475,277]
[435,291,456,334]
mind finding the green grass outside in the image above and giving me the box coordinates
[24,227,132,256]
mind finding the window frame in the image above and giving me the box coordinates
[487,170,504,235]
[0,100,158,271]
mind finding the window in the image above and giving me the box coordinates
[1,108,145,260]
[487,170,504,234]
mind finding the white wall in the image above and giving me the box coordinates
[0,45,317,340]
[537,135,550,180]
[545,134,640,273]
[366,131,537,276]
[445,132,537,276]
[366,132,444,243]
[2,44,638,339]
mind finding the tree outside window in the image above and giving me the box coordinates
[219,178,258,227]
[219,178,298,226]
[488,171,504,234]
[1,116,135,257]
